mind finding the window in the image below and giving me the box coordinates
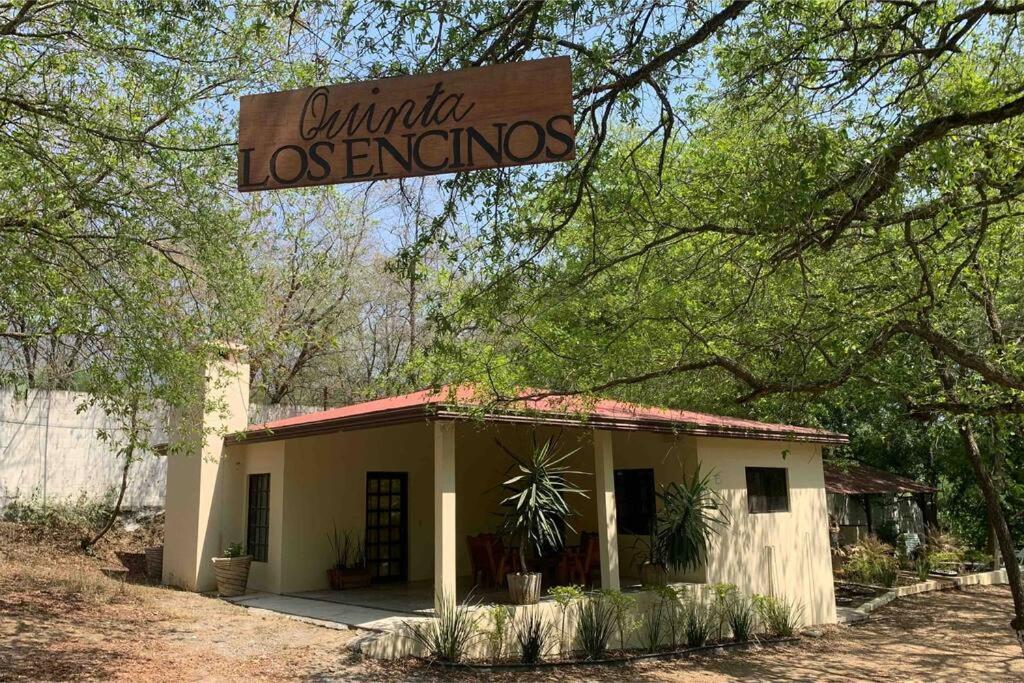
[246,473,270,562]
[614,468,656,535]
[746,467,789,513]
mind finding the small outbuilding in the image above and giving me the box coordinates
[824,461,937,547]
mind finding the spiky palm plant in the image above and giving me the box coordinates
[499,435,589,573]
[652,463,729,573]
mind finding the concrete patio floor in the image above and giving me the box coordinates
[225,591,412,632]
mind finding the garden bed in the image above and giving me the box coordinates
[834,582,889,608]
[412,636,800,670]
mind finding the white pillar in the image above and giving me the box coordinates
[593,429,620,590]
[434,420,457,610]
[163,342,250,591]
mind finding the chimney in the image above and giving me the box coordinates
[162,342,250,591]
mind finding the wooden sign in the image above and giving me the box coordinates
[238,57,575,191]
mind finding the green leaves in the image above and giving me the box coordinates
[652,463,729,573]
[499,436,589,568]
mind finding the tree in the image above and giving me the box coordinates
[0,0,297,545]
[293,2,1024,647]
[247,189,370,406]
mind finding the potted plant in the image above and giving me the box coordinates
[499,435,588,604]
[327,524,371,589]
[211,542,251,597]
[640,463,729,580]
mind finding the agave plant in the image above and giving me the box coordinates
[498,435,589,573]
[651,463,729,573]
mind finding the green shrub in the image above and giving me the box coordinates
[222,542,244,558]
[651,464,729,573]
[600,588,636,650]
[404,593,481,663]
[710,583,738,640]
[513,607,550,664]
[752,595,802,638]
[962,549,992,566]
[683,599,715,647]
[914,555,932,582]
[845,537,900,587]
[548,584,584,655]
[724,593,757,642]
[486,604,513,662]
[2,487,116,531]
[638,592,665,653]
[574,593,616,660]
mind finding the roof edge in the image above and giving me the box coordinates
[226,403,848,446]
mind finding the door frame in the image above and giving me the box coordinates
[364,471,409,582]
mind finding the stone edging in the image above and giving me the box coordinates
[838,568,1009,624]
[410,636,800,670]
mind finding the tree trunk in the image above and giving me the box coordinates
[932,356,1023,651]
[82,407,137,551]
[957,421,1024,652]
[82,441,133,550]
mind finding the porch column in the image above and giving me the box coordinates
[434,420,457,609]
[593,429,620,590]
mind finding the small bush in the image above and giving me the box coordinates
[513,607,550,664]
[574,593,616,660]
[548,584,584,655]
[404,593,480,663]
[638,593,665,653]
[724,593,757,642]
[682,599,715,647]
[753,595,802,638]
[600,588,637,650]
[710,583,738,640]
[914,555,932,582]
[2,487,116,531]
[650,584,684,648]
[844,537,899,587]
[486,604,513,662]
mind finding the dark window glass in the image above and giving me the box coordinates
[614,468,656,535]
[746,467,789,513]
[365,472,408,581]
[246,473,270,561]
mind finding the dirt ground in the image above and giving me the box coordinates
[1,521,1021,681]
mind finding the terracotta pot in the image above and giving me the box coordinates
[211,555,252,597]
[507,572,542,604]
[145,545,164,581]
[327,567,372,589]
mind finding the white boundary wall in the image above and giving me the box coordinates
[0,389,317,510]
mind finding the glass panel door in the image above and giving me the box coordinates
[365,472,408,582]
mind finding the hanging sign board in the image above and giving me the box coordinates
[238,57,575,191]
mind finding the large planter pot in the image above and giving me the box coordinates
[507,572,542,605]
[145,545,164,581]
[211,555,252,597]
[327,567,372,590]
[639,562,669,586]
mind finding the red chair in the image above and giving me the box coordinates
[466,533,510,589]
[567,532,600,587]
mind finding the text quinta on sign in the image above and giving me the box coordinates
[238,57,575,191]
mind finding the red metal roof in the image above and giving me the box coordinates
[232,385,848,445]
[824,462,935,495]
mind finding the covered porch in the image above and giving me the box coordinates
[226,416,700,605]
